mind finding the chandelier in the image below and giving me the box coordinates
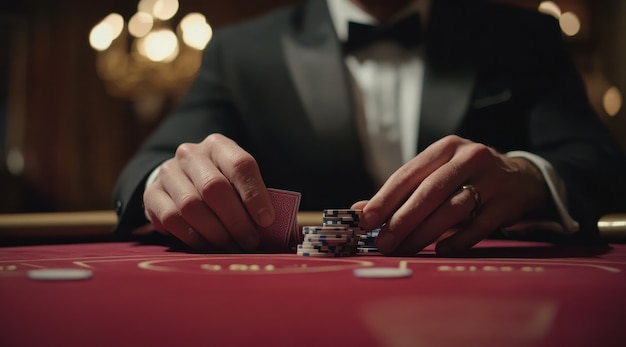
[89,0,212,120]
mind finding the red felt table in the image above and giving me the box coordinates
[1,239,625,347]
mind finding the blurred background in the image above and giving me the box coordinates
[0,0,624,214]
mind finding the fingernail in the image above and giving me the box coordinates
[376,233,396,252]
[256,208,274,227]
[242,234,260,251]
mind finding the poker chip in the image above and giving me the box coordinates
[302,231,353,237]
[297,250,354,257]
[27,268,93,281]
[324,216,361,222]
[303,226,351,231]
[302,243,357,249]
[353,267,412,278]
[297,208,379,257]
[302,226,352,234]
[323,209,363,215]
[297,243,353,249]
[327,220,361,225]
[365,229,381,236]
[323,220,360,227]
[303,236,354,241]
[323,224,360,228]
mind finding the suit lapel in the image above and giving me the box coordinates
[418,0,478,152]
[281,0,479,159]
[281,0,362,163]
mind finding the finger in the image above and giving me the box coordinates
[361,136,463,230]
[205,134,275,227]
[374,158,477,254]
[143,193,167,235]
[158,160,237,249]
[435,201,504,256]
[390,186,478,255]
[144,179,172,236]
[143,186,211,250]
[351,200,368,210]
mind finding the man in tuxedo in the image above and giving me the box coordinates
[112,0,626,255]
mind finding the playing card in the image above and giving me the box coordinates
[257,188,301,252]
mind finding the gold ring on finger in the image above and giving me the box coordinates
[461,184,482,219]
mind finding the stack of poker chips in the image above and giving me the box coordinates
[356,228,380,254]
[297,209,380,257]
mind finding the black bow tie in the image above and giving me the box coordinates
[344,13,422,52]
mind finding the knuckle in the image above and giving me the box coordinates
[392,214,409,230]
[204,133,226,147]
[442,134,461,143]
[200,175,231,198]
[178,194,204,220]
[239,188,261,205]
[231,152,257,175]
[389,211,413,232]
[158,160,176,178]
[159,208,183,231]
[178,193,203,214]
[175,142,196,160]
[230,154,263,200]
[430,135,462,158]
[440,135,463,148]
[391,164,414,183]
[418,177,444,195]
[459,142,492,168]
[469,143,491,160]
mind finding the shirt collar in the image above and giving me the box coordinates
[327,0,432,42]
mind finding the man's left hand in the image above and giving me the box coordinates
[354,135,549,256]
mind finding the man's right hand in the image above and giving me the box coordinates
[142,133,275,251]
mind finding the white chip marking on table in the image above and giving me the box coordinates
[353,267,412,278]
[27,268,93,281]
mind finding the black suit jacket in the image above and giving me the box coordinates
[112,0,626,239]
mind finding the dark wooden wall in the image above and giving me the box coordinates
[0,0,624,213]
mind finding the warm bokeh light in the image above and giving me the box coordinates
[180,12,206,30]
[138,0,158,15]
[138,0,179,21]
[153,0,179,21]
[603,86,623,117]
[129,12,154,38]
[89,22,115,51]
[538,1,561,19]
[140,29,179,62]
[559,12,580,36]
[92,0,206,119]
[89,13,124,51]
[180,13,212,50]
[102,13,125,40]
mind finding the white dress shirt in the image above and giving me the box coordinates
[327,0,429,185]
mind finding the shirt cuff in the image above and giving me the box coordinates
[506,151,580,234]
